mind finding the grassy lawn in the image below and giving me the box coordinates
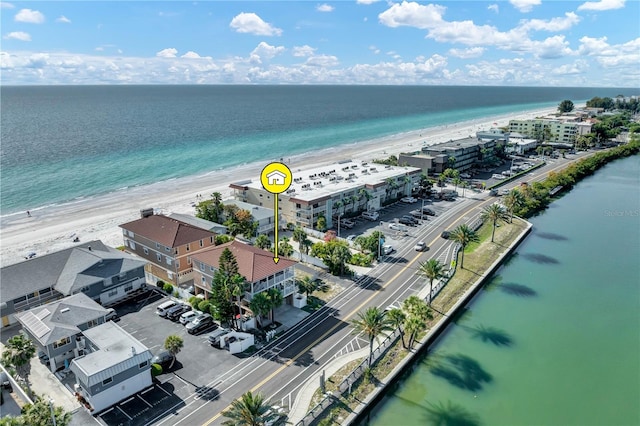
[309,217,528,425]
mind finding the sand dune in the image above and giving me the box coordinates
[0,107,554,267]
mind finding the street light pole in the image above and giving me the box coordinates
[421,199,425,221]
[337,214,342,238]
[49,399,57,426]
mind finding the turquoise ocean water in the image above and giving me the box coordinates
[365,155,640,425]
[0,85,630,215]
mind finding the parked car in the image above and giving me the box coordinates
[208,327,230,347]
[421,207,436,216]
[409,209,424,218]
[105,308,118,322]
[346,234,358,242]
[389,223,408,232]
[156,300,178,317]
[167,304,191,321]
[361,211,379,221]
[398,217,415,226]
[186,313,214,334]
[402,215,418,224]
[151,351,175,370]
[340,219,355,229]
[400,197,417,204]
[441,230,451,239]
[180,310,199,325]
[414,242,428,251]
[382,244,394,255]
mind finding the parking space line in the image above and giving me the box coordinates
[156,383,172,396]
[121,396,136,405]
[141,387,154,395]
[137,394,153,408]
[116,405,133,420]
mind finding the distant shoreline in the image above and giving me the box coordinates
[0,105,556,267]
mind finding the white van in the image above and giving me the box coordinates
[156,300,178,317]
[362,211,379,221]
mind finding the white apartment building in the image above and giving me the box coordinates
[508,119,579,144]
[230,160,421,229]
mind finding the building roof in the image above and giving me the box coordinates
[119,214,216,248]
[15,293,109,346]
[190,241,296,283]
[167,213,228,234]
[222,200,274,222]
[70,321,152,387]
[1,241,145,304]
[231,160,420,204]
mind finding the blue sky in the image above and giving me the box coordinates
[1,0,638,86]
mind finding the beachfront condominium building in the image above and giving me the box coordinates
[70,321,153,414]
[508,119,579,144]
[399,136,501,175]
[190,241,297,303]
[0,240,147,328]
[230,160,421,229]
[119,211,217,285]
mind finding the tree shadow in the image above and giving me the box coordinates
[466,325,513,347]
[521,253,560,264]
[499,282,537,297]
[423,400,481,426]
[535,231,569,241]
[357,276,383,292]
[429,354,493,392]
[194,385,219,401]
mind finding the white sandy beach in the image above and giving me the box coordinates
[0,107,555,267]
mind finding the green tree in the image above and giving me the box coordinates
[358,188,373,211]
[386,308,407,348]
[291,227,306,245]
[450,224,480,269]
[354,231,385,258]
[404,315,426,350]
[310,239,352,276]
[254,234,272,250]
[316,215,327,231]
[164,335,183,369]
[481,203,509,242]
[351,307,393,366]
[297,276,318,298]
[417,259,445,305]
[266,288,283,323]
[277,237,294,258]
[221,391,276,426]
[503,189,525,223]
[1,334,36,397]
[9,397,71,426]
[210,248,241,325]
[249,292,271,328]
[558,99,574,113]
[403,295,433,323]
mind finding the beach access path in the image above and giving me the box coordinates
[0,107,555,267]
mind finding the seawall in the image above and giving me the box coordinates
[345,217,533,425]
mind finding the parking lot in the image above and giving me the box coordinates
[93,290,248,426]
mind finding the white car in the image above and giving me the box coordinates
[400,197,417,204]
[382,244,394,255]
[179,310,198,325]
[361,211,379,221]
[346,234,358,242]
[414,242,428,251]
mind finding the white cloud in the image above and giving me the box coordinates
[181,51,202,59]
[56,15,71,24]
[378,1,445,29]
[305,54,339,67]
[15,8,45,24]
[518,12,580,32]
[292,45,316,57]
[427,20,512,46]
[551,60,589,75]
[448,47,485,58]
[4,31,31,41]
[577,0,625,11]
[531,35,574,59]
[249,41,285,64]
[95,47,104,52]
[488,4,499,13]
[356,0,380,4]
[509,0,541,13]
[369,45,381,55]
[229,12,282,36]
[156,48,178,58]
[316,4,334,13]
[1,2,15,9]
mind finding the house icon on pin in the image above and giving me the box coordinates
[266,170,286,185]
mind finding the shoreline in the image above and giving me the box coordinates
[0,106,555,267]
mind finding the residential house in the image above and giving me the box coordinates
[191,241,297,304]
[221,200,275,236]
[119,212,217,285]
[70,321,153,414]
[15,293,109,372]
[1,241,147,328]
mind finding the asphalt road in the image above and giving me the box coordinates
[143,151,593,426]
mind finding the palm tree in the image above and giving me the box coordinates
[254,234,272,250]
[403,295,433,323]
[386,308,407,348]
[358,188,373,211]
[404,315,426,350]
[401,175,412,196]
[349,194,359,212]
[297,275,318,298]
[21,398,72,426]
[450,224,480,269]
[417,259,445,305]
[351,306,393,366]
[249,292,271,327]
[277,237,294,257]
[481,203,509,242]
[333,200,344,216]
[452,177,462,194]
[210,191,224,222]
[266,288,283,323]
[291,226,306,244]
[1,333,36,396]
[221,391,276,426]
[503,188,525,223]
[460,180,469,198]
[164,335,184,368]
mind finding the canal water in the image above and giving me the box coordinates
[365,155,640,426]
